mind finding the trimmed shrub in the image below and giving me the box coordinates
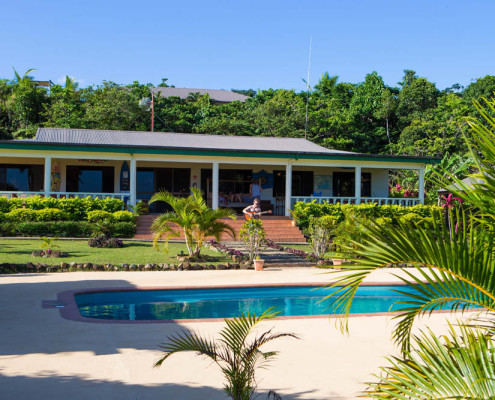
[112,210,136,223]
[5,208,37,222]
[15,221,94,237]
[113,222,136,237]
[0,212,6,223]
[33,208,69,221]
[0,196,125,220]
[291,201,443,230]
[87,210,113,223]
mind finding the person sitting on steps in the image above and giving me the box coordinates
[243,198,262,219]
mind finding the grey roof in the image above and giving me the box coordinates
[151,87,249,103]
[27,128,355,155]
[438,176,485,193]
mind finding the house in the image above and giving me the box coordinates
[0,128,438,216]
[150,87,249,104]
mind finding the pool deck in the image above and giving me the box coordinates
[0,268,469,400]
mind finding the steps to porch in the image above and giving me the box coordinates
[134,215,307,243]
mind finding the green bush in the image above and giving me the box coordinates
[87,210,113,222]
[5,208,37,222]
[0,212,6,223]
[0,220,135,238]
[291,201,443,230]
[0,196,125,220]
[33,208,68,221]
[14,221,94,237]
[112,210,136,223]
[5,208,69,222]
[113,222,136,237]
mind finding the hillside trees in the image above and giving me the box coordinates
[0,68,489,159]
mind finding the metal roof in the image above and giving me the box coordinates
[150,87,249,103]
[27,128,354,155]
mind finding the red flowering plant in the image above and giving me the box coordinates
[389,184,418,198]
[441,193,463,209]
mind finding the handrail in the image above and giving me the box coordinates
[290,196,421,207]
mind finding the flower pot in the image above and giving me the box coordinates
[290,220,297,227]
[332,259,343,270]
[253,259,264,271]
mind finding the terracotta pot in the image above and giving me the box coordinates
[253,259,265,271]
[332,259,343,270]
[291,220,297,227]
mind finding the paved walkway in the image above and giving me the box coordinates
[0,269,466,400]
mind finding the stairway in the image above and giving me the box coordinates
[224,242,314,268]
[134,215,306,243]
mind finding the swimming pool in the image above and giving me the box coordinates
[74,284,419,321]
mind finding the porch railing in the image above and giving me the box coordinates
[0,191,129,201]
[291,196,422,207]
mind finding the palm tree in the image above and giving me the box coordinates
[154,308,298,400]
[12,67,36,84]
[149,187,236,257]
[326,97,495,397]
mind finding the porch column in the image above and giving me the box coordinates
[285,162,292,217]
[355,166,361,204]
[418,166,425,204]
[212,161,219,209]
[44,156,52,197]
[130,157,137,207]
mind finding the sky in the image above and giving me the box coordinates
[2,0,495,92]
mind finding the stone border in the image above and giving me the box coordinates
[46,281,439,325]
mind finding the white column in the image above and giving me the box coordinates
[285,162,292,217]
[418,166,425,204]
[212,162,219,209]
[130,157,137,207]
[355,166,361,204]
[44,156,52,196]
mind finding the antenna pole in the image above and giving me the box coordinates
[304,37,312,140]
[151,91,154,132]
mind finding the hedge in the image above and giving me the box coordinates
[0,196,124,220]
[291,202,443,230]
[0,221,136,238]
[87,210,136,223]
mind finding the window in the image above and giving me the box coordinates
[0,164,44,191]
[66,166,114,193]
[273,170,314,196]
[332,172,372,197]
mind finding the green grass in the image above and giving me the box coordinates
[283,244,340,258]
[0,240,232,265]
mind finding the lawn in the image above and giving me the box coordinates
[0,240,232,265]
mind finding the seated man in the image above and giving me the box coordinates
[243,198,262,219]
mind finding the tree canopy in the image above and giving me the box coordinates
[1,69,492,159]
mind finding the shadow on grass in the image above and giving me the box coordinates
[0,372,328,400]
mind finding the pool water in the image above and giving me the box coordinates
[75,285,419,321]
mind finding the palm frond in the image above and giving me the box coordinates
[154,329,219,367]
[364,325,495,399]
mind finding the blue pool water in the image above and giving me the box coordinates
[75,285,419,321]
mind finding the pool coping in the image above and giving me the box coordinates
[47,281,452,324]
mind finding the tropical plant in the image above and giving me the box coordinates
[149,187,236,257]
[239,219,266,261]
[307,215,339,258]
[154,308,298,400]
[39,236,59,256]
[325,97,495,398]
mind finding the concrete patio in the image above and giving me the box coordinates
[0,268,464,400]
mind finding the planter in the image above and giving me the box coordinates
[253,259,265,271]
[332,259,343,270]
[290,220,297,227]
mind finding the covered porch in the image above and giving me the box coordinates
[0,154,425,215]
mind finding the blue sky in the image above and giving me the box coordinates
[2,0,494,91]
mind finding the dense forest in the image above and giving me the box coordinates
[1,69,494,162]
